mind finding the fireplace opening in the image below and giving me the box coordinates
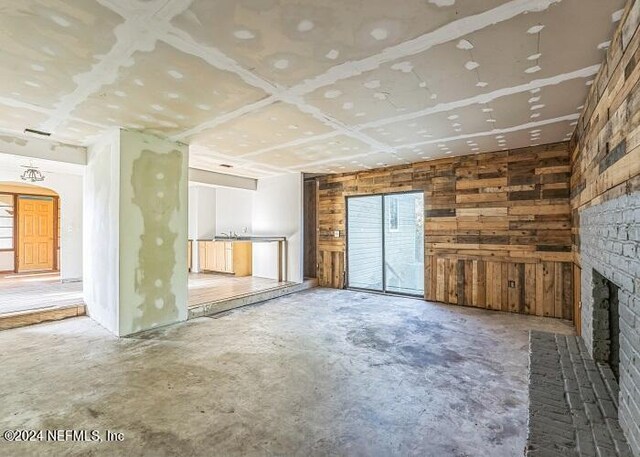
[592,270,621,381]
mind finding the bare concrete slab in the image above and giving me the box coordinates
[0,288,573,457]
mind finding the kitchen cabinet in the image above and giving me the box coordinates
[198,241,252,276]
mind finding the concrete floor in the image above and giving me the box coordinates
[0,288,574,457]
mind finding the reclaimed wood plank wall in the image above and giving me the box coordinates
[570,0,640,265]
[316,142,573,319]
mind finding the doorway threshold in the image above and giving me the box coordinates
[2,271,57,279]
[346,287,424,300]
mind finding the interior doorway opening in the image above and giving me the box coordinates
[0,183,83,331]
[0,182,60,275]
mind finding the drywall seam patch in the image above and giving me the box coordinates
[40,0,195,133]
[163,0,561,154]
[288,113,579,170]
[172,98,276,141]
[161,30,282,95]
[397,113,579,150]
[237,131,342,159]
[200,65,597,161]
[287,0,562,96]
[22,0,574,178]
[357,65,600,130]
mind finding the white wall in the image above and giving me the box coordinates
[188,185,216,273]
[188,186,198,241]
[252,173,303,283]
[0,252,12,272]
[0,155,83,280]
[57,176,84,280]
[196,187,216,239]
[188,185,216,240]
[215,187,253,236]
[83,131,120,334]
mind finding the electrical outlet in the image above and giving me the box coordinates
[333,230,340,238]
[508,280,516,288]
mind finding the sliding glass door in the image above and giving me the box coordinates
[346,195,383,291]
[346,191,424,296]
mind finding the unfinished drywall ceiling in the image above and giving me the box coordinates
[0,0,626,177]
[171,0,508,86]
[0,1,124,109]
[192,102,334,154]
[71,41,267,139]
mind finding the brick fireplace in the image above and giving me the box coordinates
[580,192,640,455]
[592,270,622,381]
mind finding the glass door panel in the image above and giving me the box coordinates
[384,192,424,296]
[346,195,383,291]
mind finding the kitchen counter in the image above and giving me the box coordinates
[190,237,288,281]
[194,236,286,243]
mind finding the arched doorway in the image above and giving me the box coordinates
[0,182,84,329]
[0,182,59,274]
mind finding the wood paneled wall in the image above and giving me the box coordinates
[570,0,640,262]
[303,179,318,278]
[316,142,574,319]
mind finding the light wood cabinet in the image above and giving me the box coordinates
[214,242,225,271]
[198,242,207,270]
[224,244,233,272]
[198,241,252,276]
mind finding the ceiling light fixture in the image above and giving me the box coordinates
[20,164,45,182]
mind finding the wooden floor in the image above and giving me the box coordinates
[0,272,291,329]
[188,273,292,308]
[0,273,84,315]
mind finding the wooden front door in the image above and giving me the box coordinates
[18,196,55,272]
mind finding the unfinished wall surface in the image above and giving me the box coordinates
[84,129,188,337]
[570,0,640,453]
[84,131,120,334]
[118,130,188,336]
[252,173,304,283]
[316,142,573,319]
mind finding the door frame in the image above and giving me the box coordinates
[15,194,59,273]
[345,190,424,298]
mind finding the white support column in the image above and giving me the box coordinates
[84,129,188,336]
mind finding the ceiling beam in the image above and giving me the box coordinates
[188,167,257,191]
[0,131,87,166]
